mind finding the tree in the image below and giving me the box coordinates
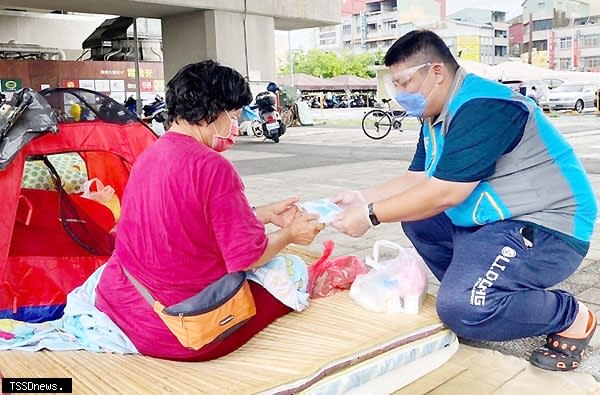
[339,50,383,78]
[279,49,384,78]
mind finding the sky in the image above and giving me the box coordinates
[446,0,523,18]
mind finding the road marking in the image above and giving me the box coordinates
[223,151,296,161]
[564,130,600,139]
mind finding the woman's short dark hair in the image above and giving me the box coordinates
[384,30,459,73]
[165,60,252,125]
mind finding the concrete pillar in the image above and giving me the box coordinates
[161,10,275,84]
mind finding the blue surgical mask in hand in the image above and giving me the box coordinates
[298,198,343,224]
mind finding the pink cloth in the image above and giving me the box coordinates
[0,331,14,340]
[95,132,268,360]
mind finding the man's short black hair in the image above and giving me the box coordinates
[166,60,252,125]
[384,30,459,73]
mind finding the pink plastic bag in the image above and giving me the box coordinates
[307,240,369,299]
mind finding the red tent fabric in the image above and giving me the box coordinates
[0,89,157,322]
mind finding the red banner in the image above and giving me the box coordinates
[140,80,153,92]
[572,31,579,69]
[548,30,555,69]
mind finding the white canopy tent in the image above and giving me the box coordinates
[459,59,600,83]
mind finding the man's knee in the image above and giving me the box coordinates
[401,213,451,244]
[436,285,497,341]
[401,219,429,242]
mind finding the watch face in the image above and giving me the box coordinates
[368,203,380,226]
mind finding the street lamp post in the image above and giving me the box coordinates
[133,17,142,116]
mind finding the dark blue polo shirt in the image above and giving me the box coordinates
[407,98,588,255]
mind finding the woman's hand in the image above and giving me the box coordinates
[285,214,325,245]
[255,197,300,227]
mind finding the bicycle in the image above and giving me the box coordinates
[361,98,407,140]
[280,102,297,127]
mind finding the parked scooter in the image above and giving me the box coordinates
[142,95,166,120]
[124,95,166,120]
[238,105,263,137]
[124,95,167,135]
[254,91,285,143]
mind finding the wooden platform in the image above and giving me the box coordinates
[4,246,592,394]
[0,293,444,394]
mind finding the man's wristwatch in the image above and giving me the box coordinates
[367,202,380,226]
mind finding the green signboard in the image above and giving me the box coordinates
[1,79,22,92]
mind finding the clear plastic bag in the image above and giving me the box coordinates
[349,240,428,314]
[307,240,369,299]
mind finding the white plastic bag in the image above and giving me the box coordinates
[349,240,428,314]
[81,178,121,221]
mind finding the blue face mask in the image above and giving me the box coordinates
[388,64,437,118]
[394,91,427,117]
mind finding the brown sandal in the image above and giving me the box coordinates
[530,309,597,371]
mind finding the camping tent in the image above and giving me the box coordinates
[458,60,499,80]
[0,87,157,322]
[493,61,559,81]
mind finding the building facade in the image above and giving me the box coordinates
[316,1,509,65]
[317,0,445,53]
[508,15,524,58]
[521,0,598,71]
[522,0,590,53]
[548,19,600,71]
[444,9,510,64]
[394,11,509,65]
[0,0,342,82]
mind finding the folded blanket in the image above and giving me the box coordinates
[0,264,138,354]
[247,254,310,312]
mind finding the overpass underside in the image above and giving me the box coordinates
[0,0,341,81]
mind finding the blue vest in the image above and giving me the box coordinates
[423,70,597,242]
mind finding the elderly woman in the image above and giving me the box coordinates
[95,60,324,361]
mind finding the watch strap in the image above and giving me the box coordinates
[367,202,380,226]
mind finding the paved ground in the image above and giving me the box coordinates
[225,108,600,380]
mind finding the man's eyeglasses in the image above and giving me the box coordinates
[388,63,432,88]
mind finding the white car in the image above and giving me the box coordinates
[539,82,600,113]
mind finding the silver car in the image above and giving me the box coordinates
[539,82,600,113]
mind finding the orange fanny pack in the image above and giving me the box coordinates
[123,268,256,350]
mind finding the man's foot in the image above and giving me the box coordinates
[530,309,597,371]
[558,302,590,337]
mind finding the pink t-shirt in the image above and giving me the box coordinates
[95,132,267,359]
